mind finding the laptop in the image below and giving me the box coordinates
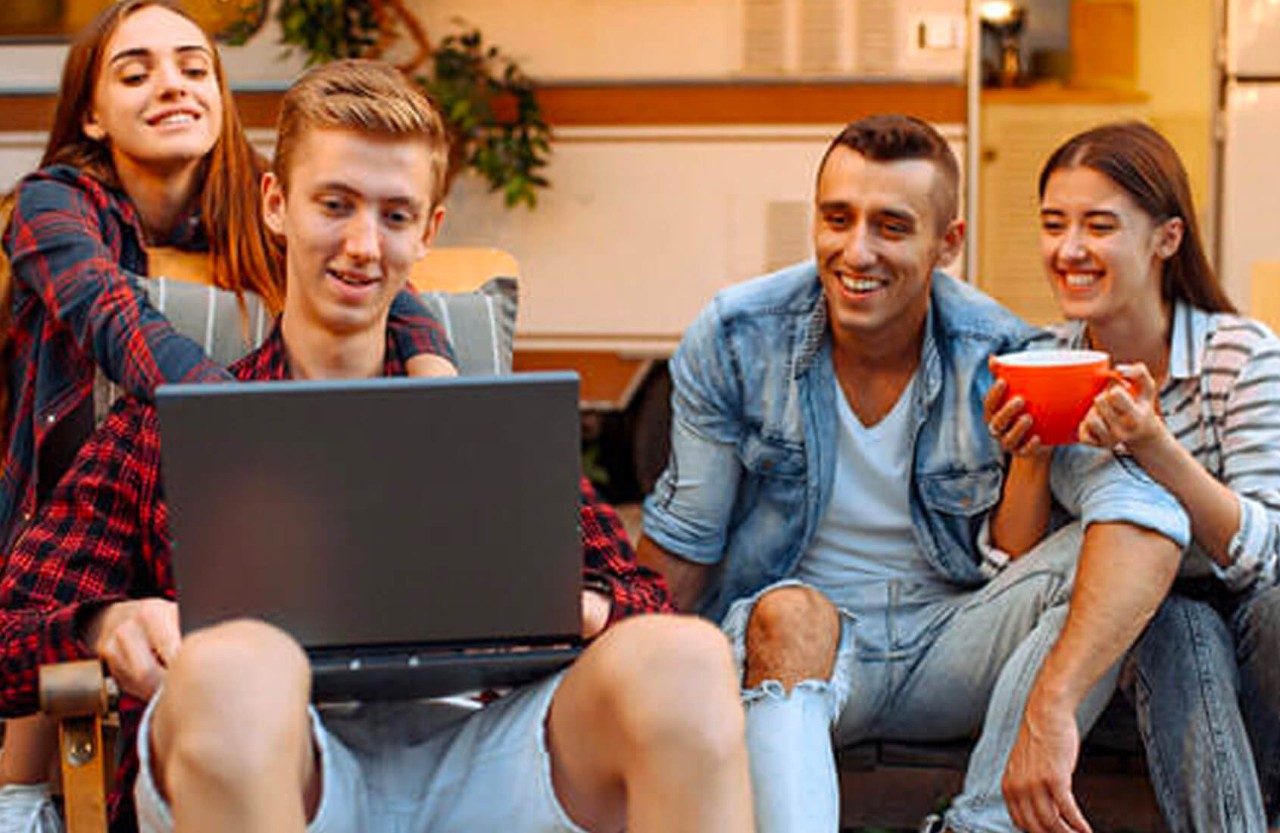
[156,372,584,702]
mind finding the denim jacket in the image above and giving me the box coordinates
[644,262,1190,621]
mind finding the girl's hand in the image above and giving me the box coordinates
[1078,363,1165,454]
[406,354,458,378]
[985,378,1050,457]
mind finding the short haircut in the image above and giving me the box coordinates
[273,59,450,207]
[817,114,960,233]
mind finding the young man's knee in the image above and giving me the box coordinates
[168,619,309,699]
[153,619,311,779]
[590,615,744,755]
[745,585,840,674]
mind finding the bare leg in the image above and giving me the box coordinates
[147,620,319,833]
[742,584,844,833]
[545,614,753,833]
[0,716,61,833]
[0,716,59,784]
[744,584,841,690]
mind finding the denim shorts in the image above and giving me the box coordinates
[135,673,586,833]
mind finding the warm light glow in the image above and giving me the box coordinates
[980,1,1019,26]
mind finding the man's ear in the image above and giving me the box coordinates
[261,172,286,237]
[416,205,446,260]
[82,112,106,142]
[938,217,966,266]
[1155,216,1185,260]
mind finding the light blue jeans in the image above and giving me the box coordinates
[723,523,1094,832]
[1126,583,1280,832]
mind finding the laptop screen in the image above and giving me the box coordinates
[157,373,583,653]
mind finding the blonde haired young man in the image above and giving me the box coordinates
[0,61,754,833]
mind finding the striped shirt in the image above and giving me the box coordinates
[1051,300,1280,591]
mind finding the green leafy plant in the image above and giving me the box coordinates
[248,0,551,208]
[421,30,550,208]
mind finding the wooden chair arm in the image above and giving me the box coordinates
[39,660,118,833]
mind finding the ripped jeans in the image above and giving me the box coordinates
[721,523,1086,833]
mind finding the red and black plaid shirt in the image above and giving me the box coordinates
[1,164,453,553]
[0,322,671,829]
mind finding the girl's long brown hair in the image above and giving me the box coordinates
[3,0,284,432]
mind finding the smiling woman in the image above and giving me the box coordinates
[0,0,268,42]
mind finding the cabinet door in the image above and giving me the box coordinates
[979,102,1147,324]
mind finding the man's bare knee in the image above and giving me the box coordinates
[744,585,840,690]
[601,616,744,756]
[546,614,748,832]
[152,619,312,796]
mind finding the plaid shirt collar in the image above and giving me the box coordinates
[231,319,407,381]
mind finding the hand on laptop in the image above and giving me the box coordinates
[582,590,611,640]
[404,354,458,378]
[83,598,180,700]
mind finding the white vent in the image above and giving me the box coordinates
[741,0,788,73]
[765,200,812,273]
[738,0,963,78]
[855,0,899,74]
[798,0,844,73]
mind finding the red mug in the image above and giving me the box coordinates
[989,349,1117,446]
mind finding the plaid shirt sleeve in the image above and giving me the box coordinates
[578,476,674,627]
[6,171,231,397]
[0,398,167,715]
[387,288,457,367]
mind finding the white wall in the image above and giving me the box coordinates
[0,9,303,93]
[0,133,44,192]
[439,124,965,348]
[408,0,964,81]
[0,120,965,347]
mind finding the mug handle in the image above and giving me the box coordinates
[1101,366,1161,415]
[1104,367,1135,393]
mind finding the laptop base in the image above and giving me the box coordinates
[310,645,581,702]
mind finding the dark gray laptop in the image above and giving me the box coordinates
[156,372,583,702]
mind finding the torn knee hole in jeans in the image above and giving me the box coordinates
[743,678,832,703]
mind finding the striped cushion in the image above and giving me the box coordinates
[418,277,517,375]
[138,276,518,377]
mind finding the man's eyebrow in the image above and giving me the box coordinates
[108,44,211,66]
[878,207,917,224]
[816,201,919,223]
[314,183,424,208]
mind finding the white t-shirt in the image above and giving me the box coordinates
[793,365,955,613]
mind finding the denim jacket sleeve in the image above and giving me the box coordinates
[643,299,746,565]
[1050,444,1190,548]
